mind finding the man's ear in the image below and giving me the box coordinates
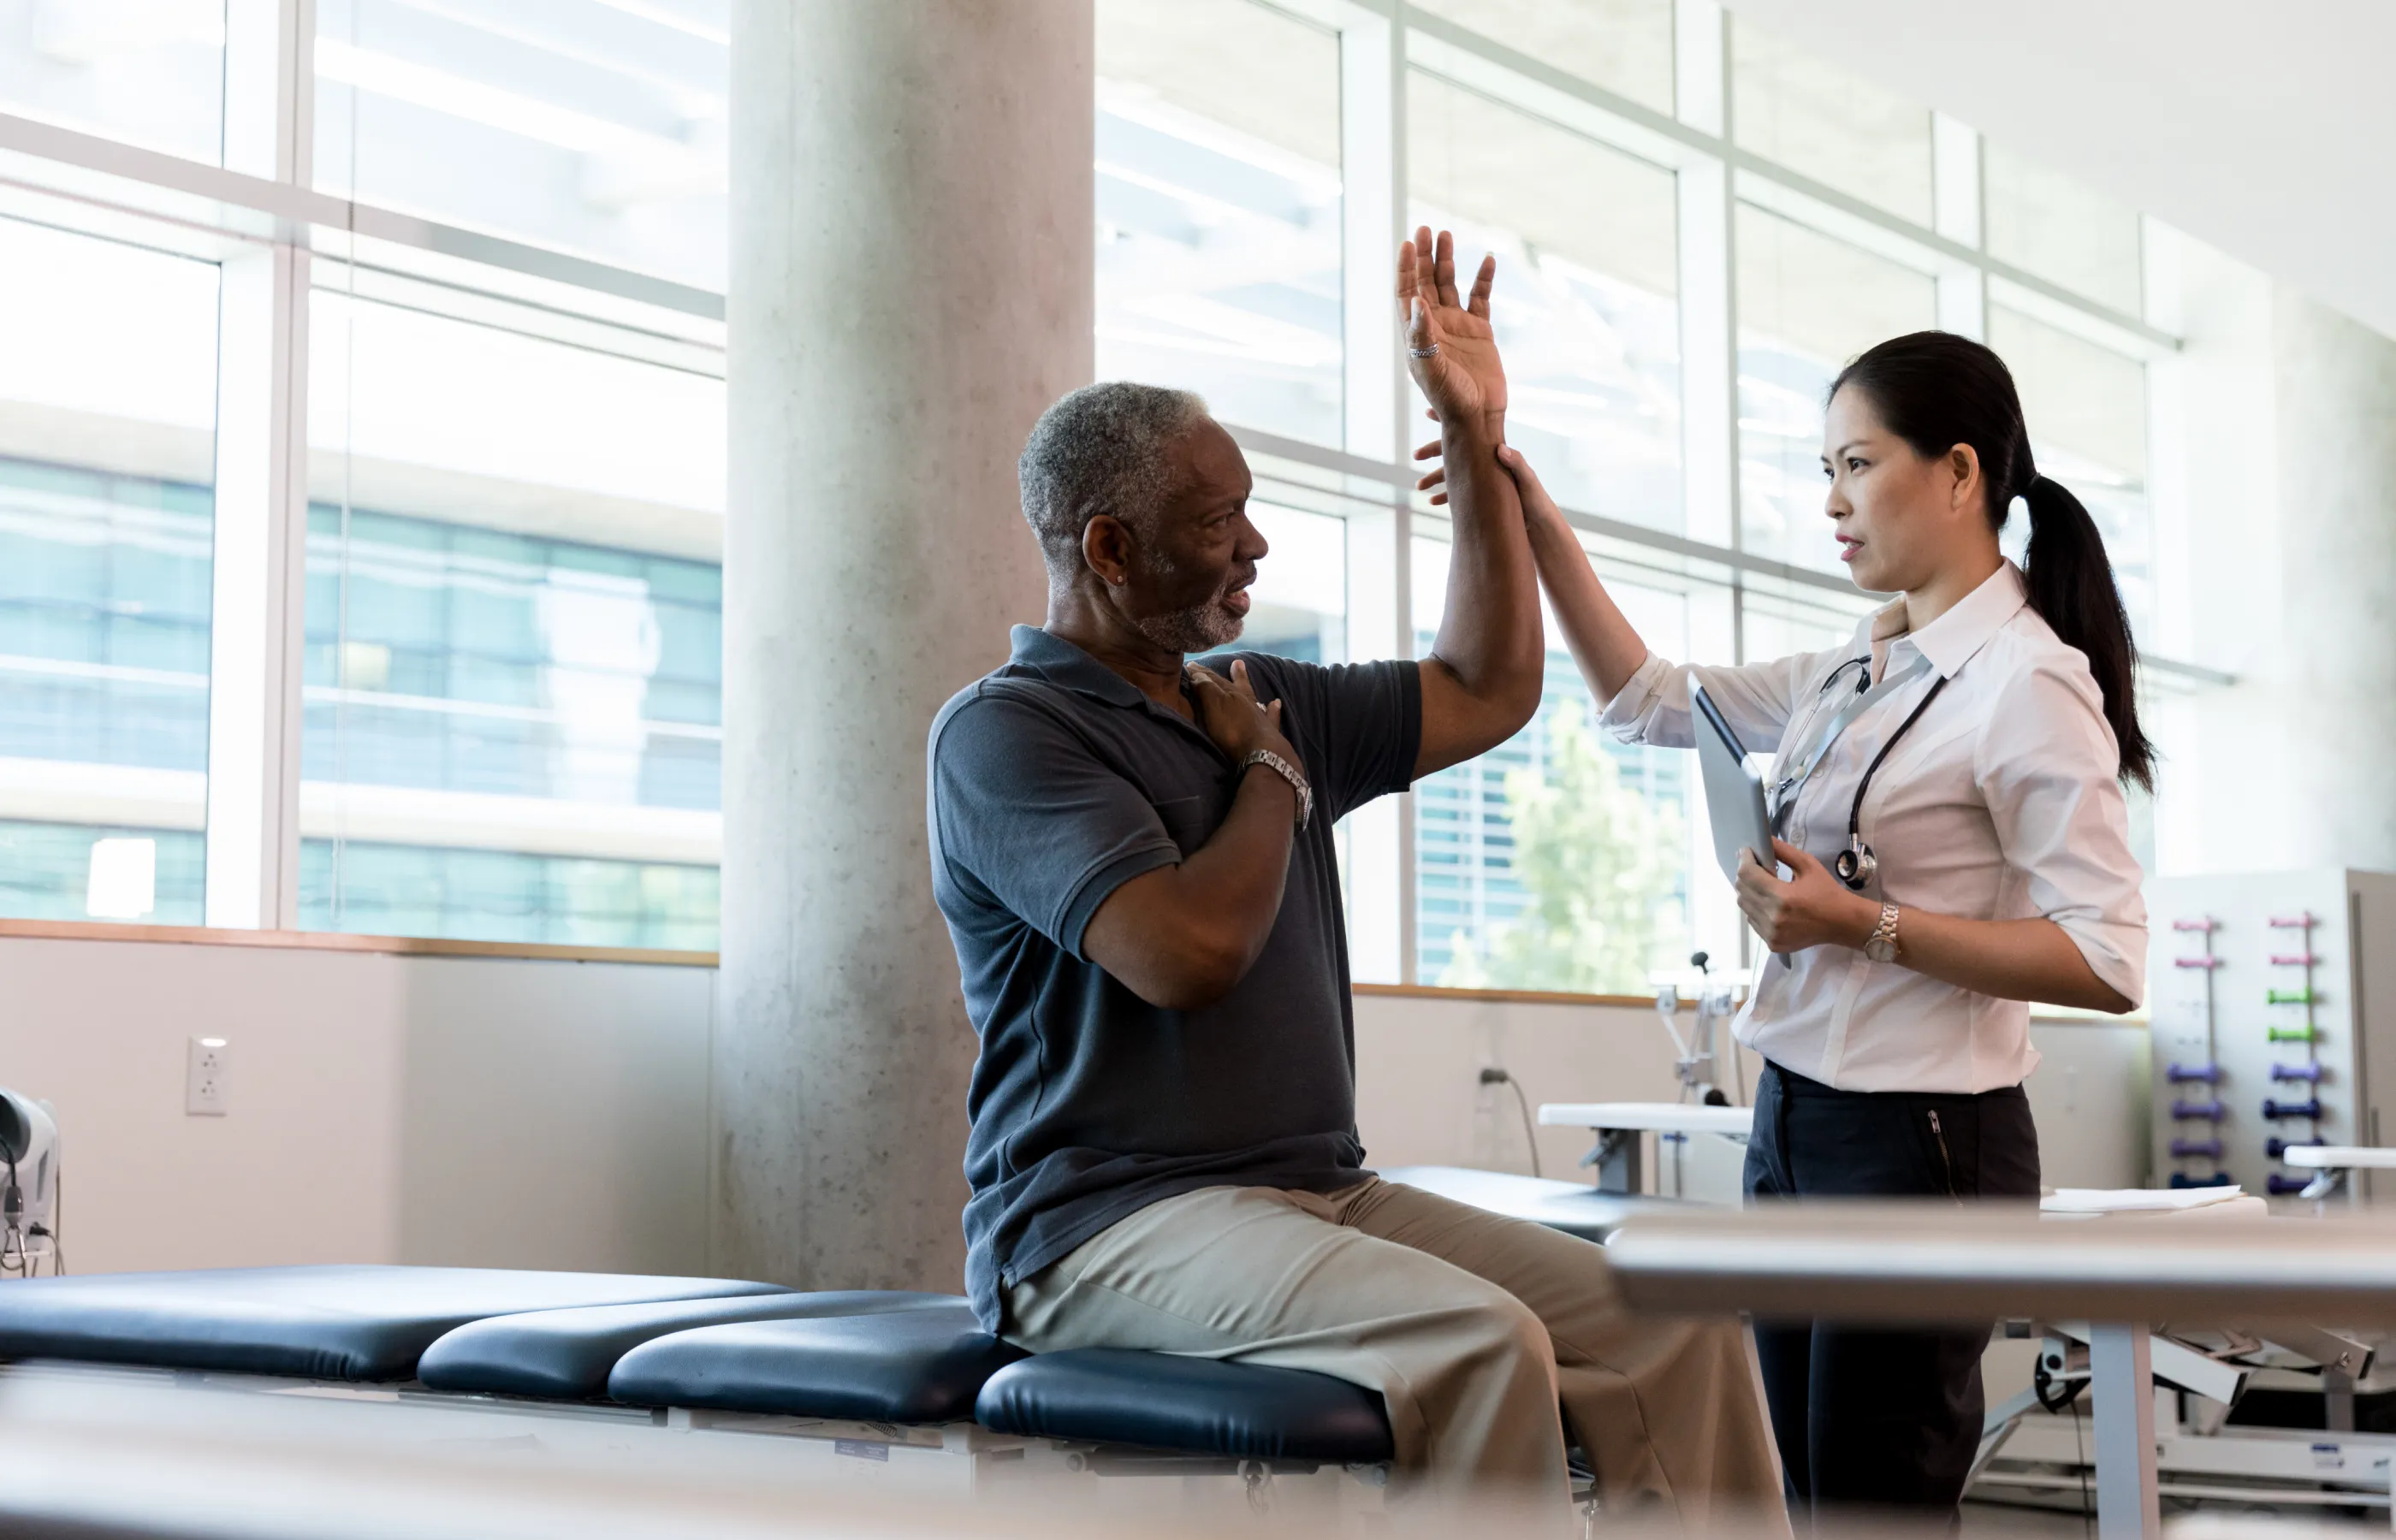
[1081,512,1134,588]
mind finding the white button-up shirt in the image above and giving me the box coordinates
[1599,561,2146,1093]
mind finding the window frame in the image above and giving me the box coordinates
[0,0,2227,981]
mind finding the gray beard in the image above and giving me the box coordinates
[1131,600,1243,654]
[1123,536,1244,653]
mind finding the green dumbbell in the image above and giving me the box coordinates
[2268,1024,2316,1043]
[2268,988,2315,1005]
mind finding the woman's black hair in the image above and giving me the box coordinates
[1829,331,2154,791]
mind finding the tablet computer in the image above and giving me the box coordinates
[1691,681,1776,884]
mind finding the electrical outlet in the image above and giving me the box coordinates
[187,1036,228,1116]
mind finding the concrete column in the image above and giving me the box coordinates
[718,2,1090,1289]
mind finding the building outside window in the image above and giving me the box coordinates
[0,216,220,927]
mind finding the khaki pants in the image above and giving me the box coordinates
[1001,1178,1785,1525]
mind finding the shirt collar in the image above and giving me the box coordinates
[1850,561,2028,680]
[1008,625,1150,708]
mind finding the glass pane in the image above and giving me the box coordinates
[1735,204,1936,573]
[1989,305,2153,637]
[1408,0,1675,115]
[1730,19,1931,227]
[1739,580,1879,666]
[1412,534,1698,992]
[315,0,728,290]
[1984,144,2143,317]
[0,216,218,924]
[1095,0,1342,447]
[0,0,225,163]
[1409,72,1681,532]
[305,288,724,945]
[1230,500,1345,664]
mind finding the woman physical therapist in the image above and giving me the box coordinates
[1424,330,2150,1520]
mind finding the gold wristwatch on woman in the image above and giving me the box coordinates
[1863,902,1902,963]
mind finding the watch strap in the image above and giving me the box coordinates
[1865,902,1901,962]
[1242,749,1313,830]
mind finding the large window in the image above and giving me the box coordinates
[0,217,220,927]
[314,0,729,289]
[1094,0,1343,447]
[1409,72,1682,533]
[305,289,724,944]
[0,3,2194,974]
[0,0,225,163]
[1101,0,2192,996]
[0,3,726,946]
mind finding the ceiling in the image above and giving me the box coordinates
[1720,0,2396,340]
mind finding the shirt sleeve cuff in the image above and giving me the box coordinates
[2055,918,2147,1010]
[1056,842,1183,962]
[1595,651,1669,733]
[1385,659,1424,796]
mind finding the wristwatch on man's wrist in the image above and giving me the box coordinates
[1242,748,1313,830]
[1863,902,1902,963]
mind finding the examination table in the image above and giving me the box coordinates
[0,1167,1651,1523]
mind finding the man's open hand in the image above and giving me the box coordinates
[1398,226,1504,434]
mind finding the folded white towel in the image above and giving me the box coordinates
[2041,1187,2249,1214]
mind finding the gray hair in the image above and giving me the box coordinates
[1017,382,1209,572]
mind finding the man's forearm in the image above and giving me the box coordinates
[1429,415,1543,708]
[1080,767,1297,1010]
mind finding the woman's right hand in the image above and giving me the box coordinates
[1426,440,1653,702]
[1414,438,1567,532]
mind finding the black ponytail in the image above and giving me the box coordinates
[1830,331,2154,791]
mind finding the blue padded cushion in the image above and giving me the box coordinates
[608,1301,1024,1423]
[0,1265,786,1382]
[419,1290,960,1400]
[976,1349,1395,1464]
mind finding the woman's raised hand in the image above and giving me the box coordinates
[1397,226,1505,434]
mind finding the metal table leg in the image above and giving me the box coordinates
[2089,1323,2161,1540]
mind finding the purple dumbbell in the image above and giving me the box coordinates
[2271,1063,2324,1083]
[2263,1098,2324,1121]
[2167,1063,2222,1084]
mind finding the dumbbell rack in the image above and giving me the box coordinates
[2163,917,2229,1188]
[2262,913,2324,1195]
[2147,871,2396,1204]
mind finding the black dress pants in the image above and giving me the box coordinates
[1743,1059,2041,1523]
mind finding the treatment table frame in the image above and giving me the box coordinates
[1606,1203,2396,1540]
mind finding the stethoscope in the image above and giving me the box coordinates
[1769,654,1951,891]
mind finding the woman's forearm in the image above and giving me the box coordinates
[1819,892,2132,1012]
[1521,494,1648,701]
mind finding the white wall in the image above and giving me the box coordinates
[1,936,2150,1279]
[0,937,714,1278]
[2150,234,2396,879]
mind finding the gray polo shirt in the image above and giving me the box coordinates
[928,625,1421,1330]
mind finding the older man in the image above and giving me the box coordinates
[926,231,1781,1516]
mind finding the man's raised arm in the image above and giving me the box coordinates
[1400,228,1545,779]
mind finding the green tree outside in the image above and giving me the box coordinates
[1438,698,1687,993]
